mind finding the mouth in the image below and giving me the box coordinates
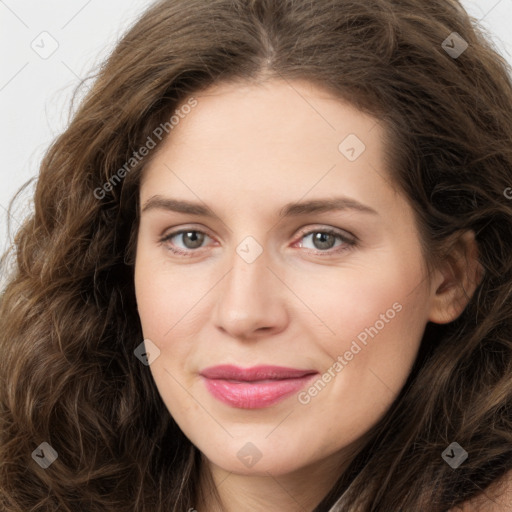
[199,365,318,409]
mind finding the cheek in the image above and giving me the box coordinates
[304,267,427,421]
[134,254,201,420]
[296,255,429,390]
[134,244,209,340]
[301,259,425,332]
[133,247,217,410]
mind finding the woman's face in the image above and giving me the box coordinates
[134,79,439,478]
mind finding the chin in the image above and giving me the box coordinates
[203,447,309,477]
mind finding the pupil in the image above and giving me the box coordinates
[185,231,203,248]
[314,232,334,249]
[180,232,335,250]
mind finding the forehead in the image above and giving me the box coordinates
[141,79,393,203]
[164,78,381,156]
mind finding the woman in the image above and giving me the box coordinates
[1,0,511,510]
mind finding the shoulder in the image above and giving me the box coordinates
[448,469,512,511]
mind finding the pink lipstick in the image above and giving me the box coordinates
[200,365,318,409]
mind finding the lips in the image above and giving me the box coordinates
[200,365,318,409]
[200,364,316,381]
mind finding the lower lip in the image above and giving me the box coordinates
[201,374,317,409]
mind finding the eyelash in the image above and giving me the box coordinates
[159,227,357,257]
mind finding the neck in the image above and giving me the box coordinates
[195,449,356,512]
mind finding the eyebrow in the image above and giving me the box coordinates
[141,195,378,218]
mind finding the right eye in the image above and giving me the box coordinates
[160,229,214,256]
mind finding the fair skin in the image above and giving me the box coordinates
[451,473,512,512]
[452,470,512,512]
[134,79,481,511]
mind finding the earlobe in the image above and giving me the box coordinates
[428,230,484,325]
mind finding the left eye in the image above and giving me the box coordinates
[160,228,356,256]
[297,229,354,252]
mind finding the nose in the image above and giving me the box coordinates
[211,241,289,341]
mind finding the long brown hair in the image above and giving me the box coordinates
[1,0,511,510]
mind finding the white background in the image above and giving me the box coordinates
[1,0,511,251]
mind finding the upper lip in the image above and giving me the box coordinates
[200,365,318,381]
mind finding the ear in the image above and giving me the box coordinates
[428,230,484,324]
